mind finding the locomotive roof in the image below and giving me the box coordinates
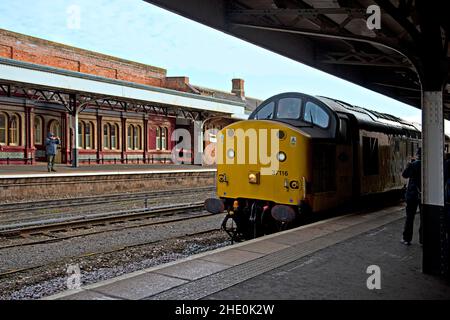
[250,92,422,138]
[315,95,421,136]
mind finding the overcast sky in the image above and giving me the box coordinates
[0,0,442,131]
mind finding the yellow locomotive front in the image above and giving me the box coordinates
[205,119,312,240]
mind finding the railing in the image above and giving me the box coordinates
[0,157,34,165]
[73,155,174,165]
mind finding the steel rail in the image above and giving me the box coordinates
[0,202,206,238]
[0,186,214,214]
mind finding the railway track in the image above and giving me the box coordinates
[0,186,215,214]
[0,202,224,278]
[0,226,222,278]
[0,202,208,241]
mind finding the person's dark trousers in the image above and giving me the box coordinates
[47,154,55,172]
[403,198,423,243]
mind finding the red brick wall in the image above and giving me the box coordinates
[148,116,175,150]
[0,29,166,87]
[164,77,190,92]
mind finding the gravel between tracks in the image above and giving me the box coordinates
[0,214,229,300]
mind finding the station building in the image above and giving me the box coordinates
[0,29,261,165]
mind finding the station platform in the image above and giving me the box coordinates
[0,163,213,177]
[0,164,215,202]
[45,205,450,300]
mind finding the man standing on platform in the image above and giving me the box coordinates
[45,132,60,172]
[401,147,422,246]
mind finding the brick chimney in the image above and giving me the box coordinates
[231,78,245,98]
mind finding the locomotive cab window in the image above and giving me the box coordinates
[304,101,329,128]
[254,102,274,120]
[277,97,301,119]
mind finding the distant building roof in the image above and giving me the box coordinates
[193,84,262,113]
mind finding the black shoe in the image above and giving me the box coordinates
[48,168,51,172]
[51,168,57,172]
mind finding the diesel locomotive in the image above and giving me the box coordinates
[204,92,421,240]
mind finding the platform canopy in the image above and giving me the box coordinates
[0,57,246,120]
[145,0,449,117]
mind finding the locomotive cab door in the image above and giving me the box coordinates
[309,114,354,212]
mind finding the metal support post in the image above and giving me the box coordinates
[70,94,79,168]
[422,90,447,276]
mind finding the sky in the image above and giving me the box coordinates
[0,0,443,131]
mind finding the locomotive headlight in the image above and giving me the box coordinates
[248,172,260,184]
[227,149,235,159]
[276,151,287,162]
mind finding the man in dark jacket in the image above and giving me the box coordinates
[401,148,422,245]
[45,132,60,172]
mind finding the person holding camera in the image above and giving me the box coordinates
[401,147,422,246]
[45,132,60,172]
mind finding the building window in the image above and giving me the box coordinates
[161,127,167,150]
[111,124,119,149]
[78,121,84,148]
[156,127,161,150]
[155,126,168,150]
[134,125,142,150]
[0,113,6,145]
[133,126,138,150]
[9,114,19,145]
[103,124,110,149]
[127,124,133,150]
[104,123,120,150]
[363,136,379,176]
[127,124,142,150]
[85,122,94,149]
[34,116,43,145]
[77,121,94,149]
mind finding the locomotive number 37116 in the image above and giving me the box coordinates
[272,170,288,176]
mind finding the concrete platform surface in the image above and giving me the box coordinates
[45,205,450,300]
[0,163,215,178]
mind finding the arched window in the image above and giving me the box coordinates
[134,125,142,150]
[127,124,133,150]
[103,124,110,149]
[9,114,19,145]
[133,126,138,150]
[156,127,161,150]
[0,113,6,145]
[161,127,167,150]
[34,116,43,145]
[85,122,94,149]
[111,124,119,149]
[78,121,84,148]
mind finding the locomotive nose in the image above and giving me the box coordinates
[215,120,309,206]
